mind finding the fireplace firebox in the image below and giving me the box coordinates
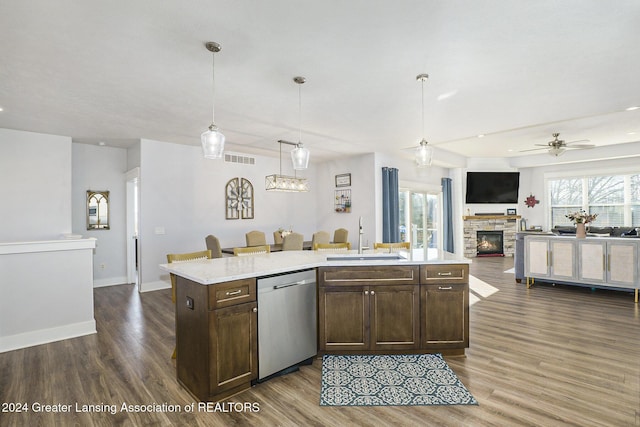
[476,230,504,257]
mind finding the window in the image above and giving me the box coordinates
[548,173,640,227]
[399,189,440,249]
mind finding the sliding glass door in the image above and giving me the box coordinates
[399,189,440,249]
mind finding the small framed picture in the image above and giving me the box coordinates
[335,173,351,187]
[507,208,517,215]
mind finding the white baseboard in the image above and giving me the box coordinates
[0,320,96,353]
[93,276,130,288]
[139,280,170,293]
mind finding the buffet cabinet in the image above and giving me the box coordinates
[175,276,258,402]
[317,264,469,356]
[524,235,640,302]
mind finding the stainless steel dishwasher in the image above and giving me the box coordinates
[257,269,317,381]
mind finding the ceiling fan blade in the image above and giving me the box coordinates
[533,143,552,147]
[519,147,548,152]
[564,144,595,149]
[565,139,592,145]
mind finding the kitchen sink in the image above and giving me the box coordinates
[326,253,406,261]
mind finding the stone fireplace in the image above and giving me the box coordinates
[463,214,519,258]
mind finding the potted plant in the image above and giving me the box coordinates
[565,210,598,238]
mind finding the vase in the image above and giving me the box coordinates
[576,223,587,238]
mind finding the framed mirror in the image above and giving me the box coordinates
[87,190,110,230]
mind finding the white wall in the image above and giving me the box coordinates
[137,139,319,291]
[1,240,96,352]
[0,128,72,242]
[72,143,128,287]
[463,158,520,216]
[316,153,376,249]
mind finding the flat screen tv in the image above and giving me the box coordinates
[465,172,520,204]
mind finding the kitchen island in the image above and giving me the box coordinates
[160,249,470,401]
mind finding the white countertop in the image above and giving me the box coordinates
[159,248,470,285]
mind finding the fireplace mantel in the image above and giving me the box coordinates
[463,215,521,220]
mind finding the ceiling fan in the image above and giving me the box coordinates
[521,133,595,157]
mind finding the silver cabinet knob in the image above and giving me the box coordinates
[252,307,257,313]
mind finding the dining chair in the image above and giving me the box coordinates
[233,245,271,256]
[282,232,304,251]
[205,235,223,258]
[311,231,330,248]
[273,231,284,245]
[166,249,212,358]
[374,242,410,252]
[246,230,267,247]
[333,228,349,243]
[314,242,351,251]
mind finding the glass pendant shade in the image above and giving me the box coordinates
[415,140,433,167]
[291,143,310,170]
[201,124,225,159]
[549,146,565,157]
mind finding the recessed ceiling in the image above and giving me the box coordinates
[0,0,638,165]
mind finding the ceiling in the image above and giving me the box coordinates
[1,1,639,167]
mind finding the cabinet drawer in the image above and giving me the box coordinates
[421,264,468,284]
[319,266,419,286]
[209,278,256,310]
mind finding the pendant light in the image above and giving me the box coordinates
[265,140,309,192]
[290,76,310,170]
[415,73,433,167]
[201,42,225,159]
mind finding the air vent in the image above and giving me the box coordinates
[224,153,255,165]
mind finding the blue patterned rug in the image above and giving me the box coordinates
[320,354,478,406]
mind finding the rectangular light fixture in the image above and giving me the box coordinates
[265,174,309,192]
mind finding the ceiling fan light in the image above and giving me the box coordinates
[201,125,225,159]
[415,140,433,167]
[549,146,565,157]
[291,143,310,170]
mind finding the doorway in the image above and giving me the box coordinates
[126,168,140,288]
[399,189,441,250]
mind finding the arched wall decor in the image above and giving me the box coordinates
[87,190,110,230]
[225,177,254,220]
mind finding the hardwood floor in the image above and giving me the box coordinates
[1,257,639,426]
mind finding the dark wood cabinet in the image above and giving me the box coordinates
[421,283,468,349]
[420,265,469,355]
[175,276,257,401]
[370,284,420,350]
[318,264,469,356]
[318,266,420,353]
[319,285,369,351]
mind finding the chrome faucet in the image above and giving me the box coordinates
[358,216,364,254]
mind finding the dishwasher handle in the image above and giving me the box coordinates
[273,279,315,290]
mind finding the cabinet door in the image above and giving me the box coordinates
[525,238,550,277]
[209,301,258,396]
[421,283,469,349]
[370,285,419,350]
[578,241,606,283]
[318,286,369,351]
[550,240,576,279]
[607,242,637,287]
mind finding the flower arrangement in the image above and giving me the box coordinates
[565,210,598,224]
[277,227,292,238]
